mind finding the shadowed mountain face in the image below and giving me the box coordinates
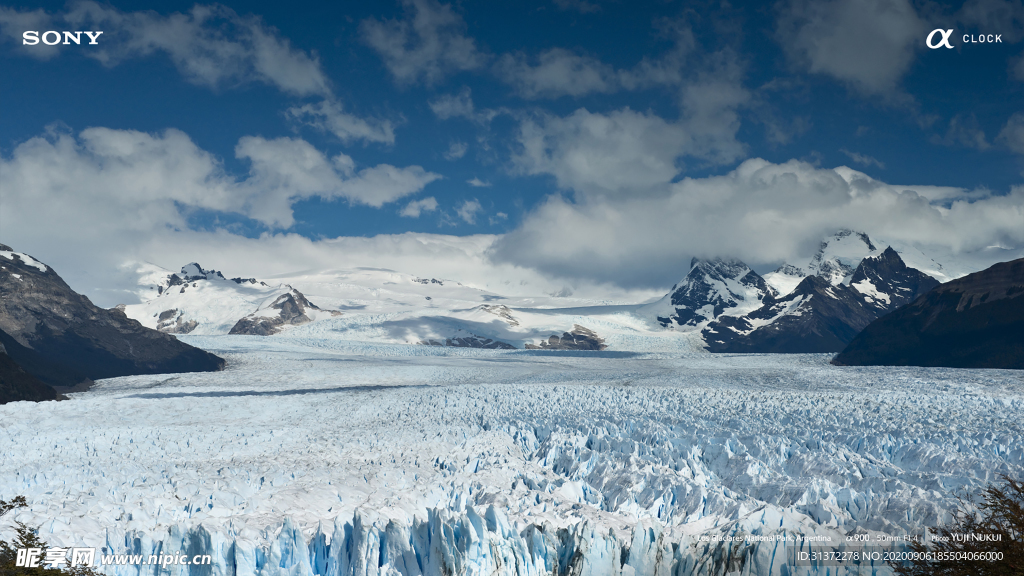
[0,244,225,388]
[0,342,58,404]
[833,258,1024,368]
[704,248,940,353]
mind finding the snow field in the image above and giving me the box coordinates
[1,336,1022,575]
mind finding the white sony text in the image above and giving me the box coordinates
[22,31,103,45]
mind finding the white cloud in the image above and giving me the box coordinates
[840,148,885,169]
[443,141,467,160]
[493,20,695,99]
[429,87,504,125]
[513,107,745,198]
[361,0,487,85]
[400,197,439,217]
[0,127,439,238]
[286,100,396,145]
[456,199,483,224]
[496,48,620,99]
[235,136,440,223]
[491,158,1024,287]
[3,132,1021,306]
[777,0,925,96]
[337,163,442,208]
[467,177,490,187]
[52,2,332,96]
[997,112,1024,154]
[1,4,399,147]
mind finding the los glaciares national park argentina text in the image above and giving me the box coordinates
[1,1,1023,575]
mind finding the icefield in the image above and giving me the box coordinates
[1,335,1022,575]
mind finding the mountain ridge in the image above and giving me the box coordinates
[833,257,1024,368]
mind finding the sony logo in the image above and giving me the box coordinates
[22,31,104,45]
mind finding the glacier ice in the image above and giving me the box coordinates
[0,336,1021,575]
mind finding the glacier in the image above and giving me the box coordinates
[1,335,1021,575]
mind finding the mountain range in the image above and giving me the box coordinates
[106,229,1023,357]
[641,231,944,353]
[125,262,340,336]
[5,228,1020,387]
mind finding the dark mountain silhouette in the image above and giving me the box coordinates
[833,257,1024,368]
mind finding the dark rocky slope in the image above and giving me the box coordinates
[526,325,607,350]
[833,257,1024,368]
[0,244,225,388]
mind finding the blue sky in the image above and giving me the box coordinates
[1,0,1023,304]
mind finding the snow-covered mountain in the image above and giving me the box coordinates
[124,263,337,336]
[639,257,776,329]
[704,248,940,353]
[764,229,966,293]
[118,230,1020,353]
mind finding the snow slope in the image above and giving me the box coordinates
[124,263,307,335]
[1,336,1021,575]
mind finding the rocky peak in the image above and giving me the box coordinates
[849,247,939,313]
[228,287,327,336]
[806,229,878,285]
[179,263,225,282]
[653,257,775,328]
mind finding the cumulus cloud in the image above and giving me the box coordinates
[443,141,467,160]
[429,87,504,124]
[456,199,483,224]
[467,177,490,187]
[0,127,440,236]
[776,0,925,96]
[400,196,439,217]
[491,159,1024,287]
[236,136,441,221]
[361,0,488,85]
[493,21,695,99]
[285,100,396,145]
[513,106,746,197]
[496,48,621,99]
[3,132,1021,305]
